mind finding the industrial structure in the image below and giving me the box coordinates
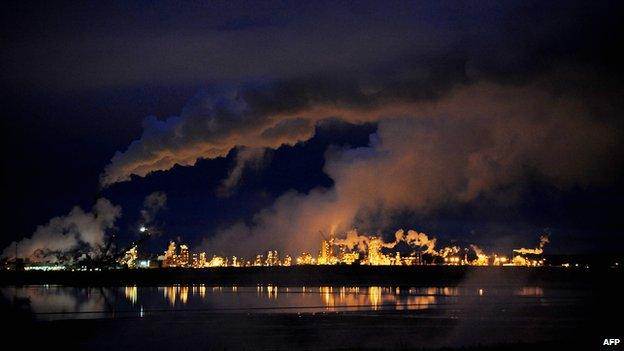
[126,234,549,269]
[3,229,551,270]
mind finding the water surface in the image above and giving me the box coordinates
[1,284,586,321]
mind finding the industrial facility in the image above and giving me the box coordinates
[1,227,552,271]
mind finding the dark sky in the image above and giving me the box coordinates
[1,0,623,258]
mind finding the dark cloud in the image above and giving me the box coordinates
[85,0,622,185]
[3,1,621,93]
[200,83,622,256]
[140,191,167,225]
[218,147,268,197]
[2,0,623,255]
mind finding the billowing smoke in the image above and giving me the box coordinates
[1,199,121,262]
[140,191,167,225]
[218,147,267,197]
[99,90,319,186]
[95,2,622,256]
[335,228,456,257]
[380,229,438,255]
[334,229,371,252]
[199,83,620,257]
[513,235,550,255]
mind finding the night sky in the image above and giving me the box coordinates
[1,0,623,258]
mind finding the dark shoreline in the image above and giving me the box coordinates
[2,265,621,287]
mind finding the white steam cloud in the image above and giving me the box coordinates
[200,83,619,256]
[1,199,121,262]
[335,229,439,255]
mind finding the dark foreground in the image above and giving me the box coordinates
[2,265,621,287]
[3,266,623,350]
[5,302,621,350]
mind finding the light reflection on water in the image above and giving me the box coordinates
[142,285,452,310]
[1,284,559,320]
[516,286,544,296]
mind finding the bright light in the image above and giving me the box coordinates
[139,226,147,233]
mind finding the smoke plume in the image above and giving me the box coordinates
[199,83,620,257]
[94,2,622,255]
[380,229,438,255]
[1,199,121,262]
[140,191,167,225]
[335,228,457,257]
[218,148,267,197]
[513,235,550,255]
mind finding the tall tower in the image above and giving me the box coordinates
[163,241,177,267]
[119,246,138,268]
[367,237,390,265]
[179,244,189,267]
[265,250,279,266]
[198,252,207,267]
